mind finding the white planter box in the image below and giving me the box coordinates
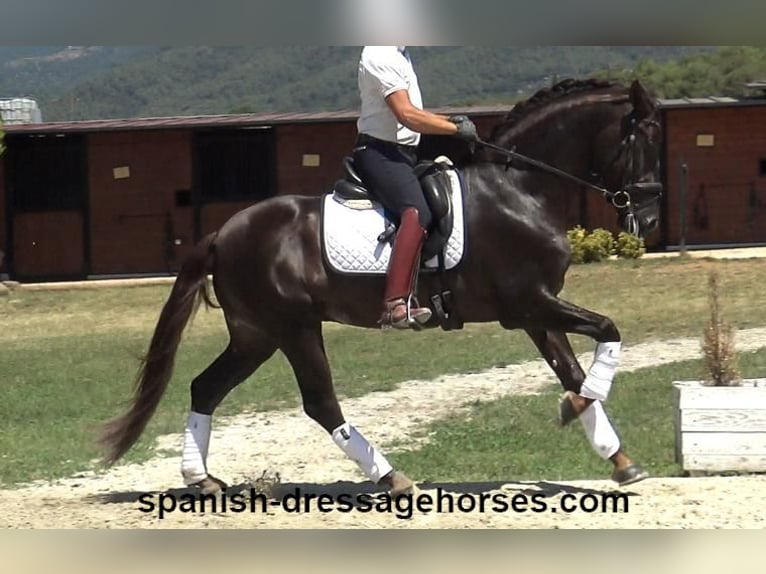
[672,379,766,474]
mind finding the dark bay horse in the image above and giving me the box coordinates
[101,78,664,495]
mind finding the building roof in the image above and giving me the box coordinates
[6,96,766,133]
[658,96,766,109]
[1,105,513,135]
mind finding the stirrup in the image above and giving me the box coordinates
[379,298,432,330]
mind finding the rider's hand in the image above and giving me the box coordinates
[449,115,479,143]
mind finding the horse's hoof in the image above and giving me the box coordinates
[189,475,228,495]
[558,391,580,426]
[385,471,417,497]
[611,464,649,487]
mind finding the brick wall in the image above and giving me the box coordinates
[87,130,194,274]
[664,105,766,245]
[275,122,358,197]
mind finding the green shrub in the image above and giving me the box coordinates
[566,226,588,264]
[569,227,614,263]
[586,228,616,261]
[567,227,645,264]
[614,231,646,259]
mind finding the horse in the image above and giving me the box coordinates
[100,78,664,497]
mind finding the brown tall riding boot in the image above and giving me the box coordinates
[379,207,433,329]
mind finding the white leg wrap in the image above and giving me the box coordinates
[579,401,620,460]
[580,341,621,401]
[332,422,393,483]
[181,412,211,485]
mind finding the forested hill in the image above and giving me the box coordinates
[2,46,758,122]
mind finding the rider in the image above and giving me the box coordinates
[352,46,479,329]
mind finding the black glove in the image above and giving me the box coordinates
[449,115,479,143]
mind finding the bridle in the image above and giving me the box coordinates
[590,111,663,235]
[474,109,663,236]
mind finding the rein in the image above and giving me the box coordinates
[474,138,633,209]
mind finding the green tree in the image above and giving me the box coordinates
[608,46,766,98]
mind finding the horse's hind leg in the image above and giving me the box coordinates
[524,327,648,487]
[279,322,414,495]
[182,339,277,493]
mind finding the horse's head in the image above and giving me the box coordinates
[479,78,664,238]
[592,80,663,238]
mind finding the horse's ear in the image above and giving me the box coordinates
[630,79,655,119]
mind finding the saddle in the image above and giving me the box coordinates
[331,156,462,330]
[332,156,455,262]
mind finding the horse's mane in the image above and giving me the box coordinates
[488,78,627,143]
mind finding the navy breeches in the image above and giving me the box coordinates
[352,138,433,230]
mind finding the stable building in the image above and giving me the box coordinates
[3,93,766,281]
[0,108,507,281]
[658,90,766,249]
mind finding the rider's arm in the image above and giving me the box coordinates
[385,89,460,137]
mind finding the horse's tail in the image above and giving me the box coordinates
[99,232,219,466]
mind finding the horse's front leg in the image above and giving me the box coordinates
[518,315,647,486]
[519,294,622,405]
[523,328,585,396]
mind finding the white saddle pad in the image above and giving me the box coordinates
[321,159,466,275]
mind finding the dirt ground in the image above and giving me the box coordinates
[2,328,765,529]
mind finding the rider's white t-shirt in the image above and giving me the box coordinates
[357,46,423,147]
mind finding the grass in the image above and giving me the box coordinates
[1,256,765,485]
[0,312,535,486]
[388,348,766,483]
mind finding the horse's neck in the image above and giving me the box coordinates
[467,103,618,231]
[493,103,616,178]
